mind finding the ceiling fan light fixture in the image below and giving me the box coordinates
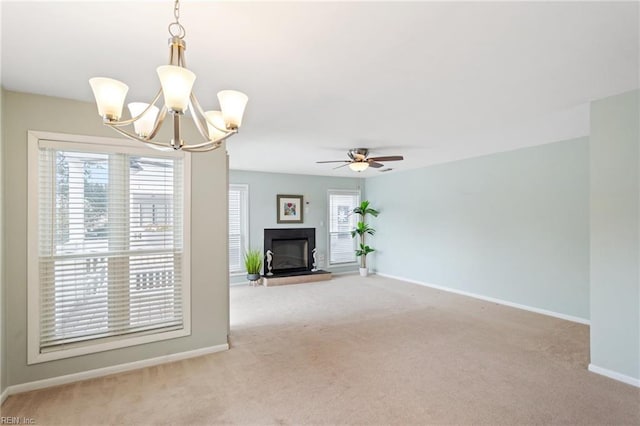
[89,0,248,152]
[349,162,369,172]
[317,148,404,171]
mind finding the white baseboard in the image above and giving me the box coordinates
[2,344,229,400]
[375,272,590,325]
[0,387,9,405]
[588,364,640,388]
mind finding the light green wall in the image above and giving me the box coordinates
[366,137,590,320]
[590,89,640,382]
[2,87,637,389]
[2,91,229,387]
[229,170,363,283]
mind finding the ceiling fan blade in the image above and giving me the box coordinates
[368,155,404,162]
[316,160,350,164]
[333,163,352,170]
[368,161,384,168]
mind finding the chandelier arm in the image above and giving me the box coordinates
[105,122,176,148]
[182,141,223,153]
[191,93,230,134]
[103,105,217,152]
[204,118,232,134]
[188,97,211,141]
[105,89,163,127]
[182,130,237,150]
[146,105,169,140]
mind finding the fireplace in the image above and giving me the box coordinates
[264,228,315,275]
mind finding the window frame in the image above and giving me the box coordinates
[327,189,361,266]
[228,183,249,275]
[27,131,192,364]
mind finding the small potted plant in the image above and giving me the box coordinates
[244,248,263,285]
[351,201,379,276]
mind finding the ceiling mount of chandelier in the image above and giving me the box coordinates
[89,0,248,152]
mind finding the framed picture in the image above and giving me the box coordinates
[277,194,304,223]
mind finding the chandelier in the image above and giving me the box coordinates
[89,0,248,152]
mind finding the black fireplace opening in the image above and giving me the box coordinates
[272,239,308,270]
[264,228,315,275]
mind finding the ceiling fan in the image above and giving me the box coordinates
[316,148,404,172]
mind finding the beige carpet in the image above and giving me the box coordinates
[3,274,639,425]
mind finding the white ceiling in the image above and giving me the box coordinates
[2,1,638,177]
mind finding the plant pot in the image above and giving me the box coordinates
[247,273,261,285]
[359,267,368,277]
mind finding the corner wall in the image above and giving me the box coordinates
[365,137,590,321]
[1,87,6,398]
[2,91,229,388]
[589,89,640,384]
[229,169,363,283]
[1,2,6,399]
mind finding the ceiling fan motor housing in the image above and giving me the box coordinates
[348,148,369,161]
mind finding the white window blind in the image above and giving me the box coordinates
[328,190,360,264]
[28,132,190,363]
[228,184,249,273]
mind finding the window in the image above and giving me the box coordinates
[328,189,360,265]
[228,184,249,274]
[27,132,191,363]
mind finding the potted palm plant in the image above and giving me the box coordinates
[244,248,263,285]
[351,200,379,276]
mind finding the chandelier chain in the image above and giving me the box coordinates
[168,0,186,39]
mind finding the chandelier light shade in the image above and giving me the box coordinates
[89,78,129,121]
[156,65,196,114]
[89,0,248,152]
[128,103,160,137]
[217,90,250,129]
[349,162,370,172]
[204,111,227,140]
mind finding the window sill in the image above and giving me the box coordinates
[29,327,190,364]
